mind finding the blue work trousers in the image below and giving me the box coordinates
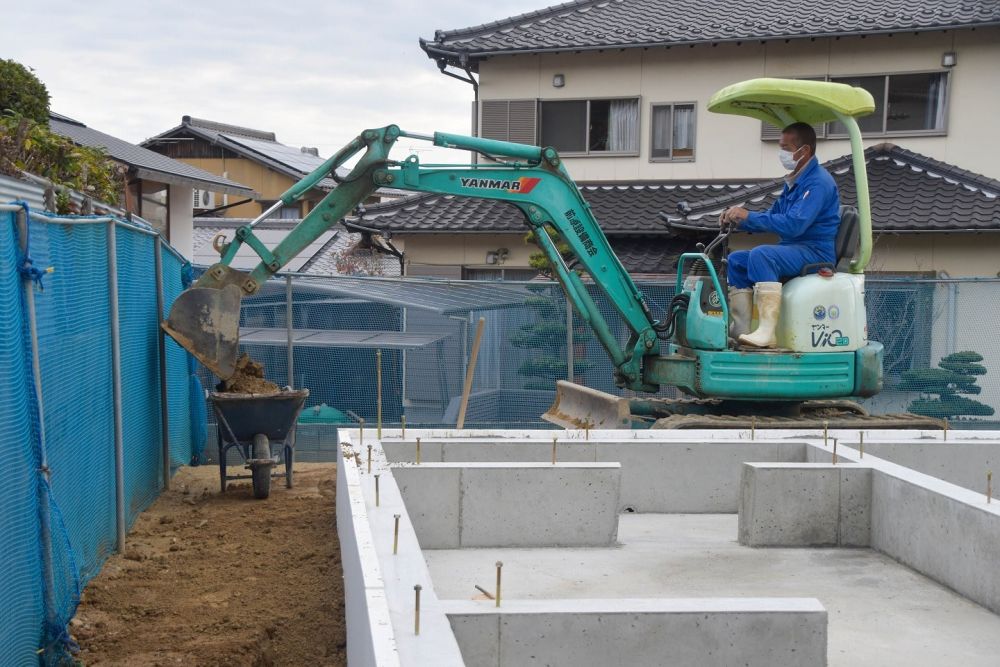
[727,244,833,288]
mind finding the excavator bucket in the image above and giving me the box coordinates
[162,284,242,379]
[542,380,635,429]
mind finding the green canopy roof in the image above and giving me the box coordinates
[708,78,875,128]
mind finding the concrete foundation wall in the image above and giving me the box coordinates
[858,441,1000,493]
[871,467,1000,615]
[385,439,807,513]
[392,463,621,548]
[443,598,828,667]
[336,441,401,667]
[739,464,872,547]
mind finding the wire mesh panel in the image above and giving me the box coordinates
[218,272,1000,434]
[29,221,117,584]
[116,229,162,525]
[0,211,45,665]
[162,250,195,470]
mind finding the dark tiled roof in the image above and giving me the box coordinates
[50,115,255,196]
[665,144,1000,233]
[351,181,761,235]
[609,236,691,274]
[422,0,1000,66]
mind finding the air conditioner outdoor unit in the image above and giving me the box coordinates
[192,188,216,209]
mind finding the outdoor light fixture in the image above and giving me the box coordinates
[941,51,957,68]
[486,248,509,265]
[552,73,566,88]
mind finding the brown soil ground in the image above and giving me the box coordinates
[72,463,345,666]
[220,354,280,394]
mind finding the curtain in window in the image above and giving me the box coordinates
[651,106,672,154]
[673,106,694,150]
[607,100,638,152]
[926,74,946,130]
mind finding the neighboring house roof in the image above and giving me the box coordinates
[142,116,347,191]
[192,218,400,276]
[421,0,1000,67]
[665,143,1000,233]
[48,113,255,197]
[348,181,762,235]
[346,145,1000,236]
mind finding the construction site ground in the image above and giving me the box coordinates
[71,463,345,667]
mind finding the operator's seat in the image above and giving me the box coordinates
[798,205,860,276]
[834,205,860,272]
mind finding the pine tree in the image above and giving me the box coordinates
[510,288,592,391]
[898,351,994,420]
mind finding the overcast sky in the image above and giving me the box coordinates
[6,0,544,163]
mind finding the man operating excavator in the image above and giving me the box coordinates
[720,122,841,349]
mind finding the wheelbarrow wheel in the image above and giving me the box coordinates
[251,434,272,499]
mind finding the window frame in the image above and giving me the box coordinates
[825,70,950,138]
[648,101,698,163]
[758,71,951,141]
[538,96,641,157]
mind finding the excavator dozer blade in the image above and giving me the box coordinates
[162,284,242,379]
[542,380,635,429]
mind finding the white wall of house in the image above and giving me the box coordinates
[168,185,194,258]
[477,28,1000,181]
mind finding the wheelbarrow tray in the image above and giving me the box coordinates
[208,389,309,443]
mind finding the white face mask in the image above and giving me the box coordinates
[778,148,800,171]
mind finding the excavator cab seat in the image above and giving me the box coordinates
[798,205,860,277]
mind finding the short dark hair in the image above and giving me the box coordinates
[782,122,817,154]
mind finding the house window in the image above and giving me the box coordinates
[539,98,639,155]
[827,72,948,136]
[650,103,696,161]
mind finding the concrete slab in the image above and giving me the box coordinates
[425,514,1000,667]
[445,598,827,667]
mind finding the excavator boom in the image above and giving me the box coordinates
[165,126,662,384]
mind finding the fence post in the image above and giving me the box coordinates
[107,220,126,551]
[286,275,294,388]
[566,295,574,382]
[16,208,57,621]
[154,236,170,490]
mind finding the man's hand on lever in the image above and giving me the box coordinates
[719,206,749,228]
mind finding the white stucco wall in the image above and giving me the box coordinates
[477,28,1000,182]
[168,185,194,259]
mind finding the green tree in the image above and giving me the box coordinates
[511,287,593,390]
[898,351,994,420]
[0,59,50,124]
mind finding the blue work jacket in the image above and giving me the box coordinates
[739,157,841,255]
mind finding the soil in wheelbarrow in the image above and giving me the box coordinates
[218,353,280,394]
[70,463,345,666]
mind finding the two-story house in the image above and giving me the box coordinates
[387,0,1000,281]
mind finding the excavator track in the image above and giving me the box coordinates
[544,381,946,430]
[649,412,945,430]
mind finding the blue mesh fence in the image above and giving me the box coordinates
[0,210,45,665]
[0,205,197,663]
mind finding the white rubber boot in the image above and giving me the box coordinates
[739,282,782,349]
[727,287,753,339]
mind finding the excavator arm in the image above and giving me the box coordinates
[164,125,661,389]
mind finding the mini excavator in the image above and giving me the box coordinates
[163,78,942,430]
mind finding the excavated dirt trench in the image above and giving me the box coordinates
[72,463,345,666]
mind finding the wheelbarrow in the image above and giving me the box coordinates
[208,389,309,499]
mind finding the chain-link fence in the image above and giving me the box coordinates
[0,203,197,664]
[197,271,1000,462]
